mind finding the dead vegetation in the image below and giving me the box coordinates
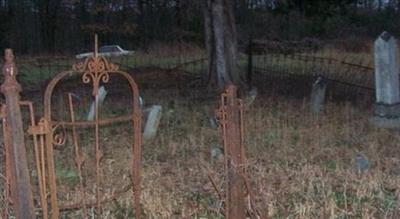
[22,81,398,218]
[133,86,400,218]
[1,45,400,218]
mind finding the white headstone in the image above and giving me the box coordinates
[374,31,400,105]
[143,105,162,141]
[370,32,400,128]
[245,87,258,107]
[87,86,107,121]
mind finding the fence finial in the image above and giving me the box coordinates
[4,48,14,63]
[1,49,20,94]
[3,49,16,77]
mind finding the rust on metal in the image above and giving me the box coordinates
[0,49,35,218]
[39,37,142,218]
[52,114,137,127]
[215,85,246,219]
[68,93,88,217]
[0,103,6,118]
[28,117,50,135]
[27,113,52,219]
[215,85,265,219]
[1,103,11,219]
[21,101,49,219]
[19,101,48,218]
[1,40,142,218]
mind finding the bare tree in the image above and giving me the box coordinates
[203,0,245,90]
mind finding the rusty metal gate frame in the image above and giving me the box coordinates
[1,49,263,219]
[25,46,143,218]
[215,85,263,219]
[1,49,37,219]
[2,100,42,218]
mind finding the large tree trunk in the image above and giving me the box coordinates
[223,0,240,85]
[203,0,245,91]
[202,0,217,87]
[212,0,229,89]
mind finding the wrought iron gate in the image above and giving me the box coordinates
[1,44,142,218]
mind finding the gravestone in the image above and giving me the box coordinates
[143,105,162,141]
[211,146,224,161]
[310,75,327,115]
[370,31,400,128]
[209,116,219,129]
[355,154,370,174]
[244,87,258,107]
[87,86,107,121]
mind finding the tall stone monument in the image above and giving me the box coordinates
[371,31,400,128]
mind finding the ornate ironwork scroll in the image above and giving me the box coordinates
[2,38,141,219]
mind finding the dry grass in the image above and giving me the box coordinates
[1,44,400,218]
[92,84,397,218]
[242,97,400,218]
[2,81,400,218]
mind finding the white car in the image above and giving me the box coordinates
[75,45,134,59]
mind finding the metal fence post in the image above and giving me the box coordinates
[1,49,35,219]
[216,85,246,219]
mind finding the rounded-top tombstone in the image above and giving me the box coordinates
[371,31,400,128]
[374,31,400,104]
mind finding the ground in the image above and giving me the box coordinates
[1,46,400,218]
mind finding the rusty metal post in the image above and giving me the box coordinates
[0,49,35,218]
[1,103,11,219]
[216,85,246,219]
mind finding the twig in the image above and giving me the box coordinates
[241,171,265,219]
[207,173,223,201]
[0,173,6,181]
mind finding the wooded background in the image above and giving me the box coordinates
[0,0,399,55]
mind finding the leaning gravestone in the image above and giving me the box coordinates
[211,146,224,161]
[87,86,107,121]
[310,75,327,115]
[143,105,162,141]
[370,31,400,128]
[244,87,258,107]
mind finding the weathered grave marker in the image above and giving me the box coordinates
[143,105,162,140]
[210,146,224,161]
[310,76,327,115]
[370,31,400,128]
[87,85,107,121]
[244,87,258,107]
[355,154,370,174]
[209,116,219,129]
